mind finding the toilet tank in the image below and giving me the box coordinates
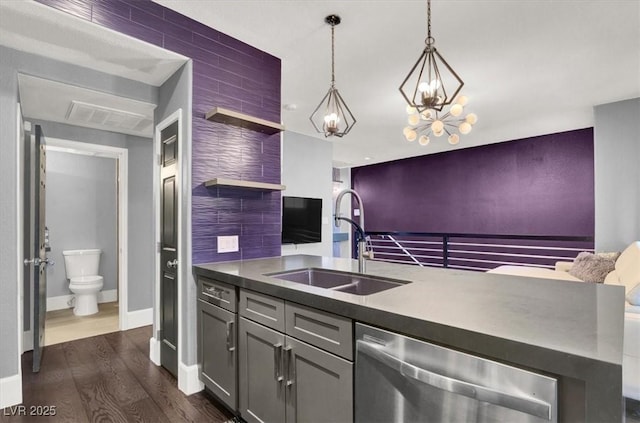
[62,249,102,278]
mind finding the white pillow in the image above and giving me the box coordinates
[628,283,640,306]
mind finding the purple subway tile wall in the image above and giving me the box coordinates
[38,0,282,263]
[352,128,595,237]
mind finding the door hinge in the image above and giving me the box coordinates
[157,154,162,165]
[157,242,162,253]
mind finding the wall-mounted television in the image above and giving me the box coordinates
[282,196,322,244]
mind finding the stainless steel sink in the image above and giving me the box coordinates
[266,268,411,296]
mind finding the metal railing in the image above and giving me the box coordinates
[361,232,594,271]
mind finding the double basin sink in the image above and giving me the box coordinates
[267,268,410,296]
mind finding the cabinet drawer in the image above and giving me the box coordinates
[240,289,285,332]
[285,302,353,360]
[199,278,236,312]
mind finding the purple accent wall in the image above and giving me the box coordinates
[38,0,282,264]
[352,128,595,237]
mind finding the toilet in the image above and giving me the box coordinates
[62,249,104,316]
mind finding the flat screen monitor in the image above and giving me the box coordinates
[282,196,322,244]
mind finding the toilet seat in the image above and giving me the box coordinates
[70,275,103,285]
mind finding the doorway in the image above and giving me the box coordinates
[42,138,128,345]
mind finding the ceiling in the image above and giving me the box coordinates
[155,0,640,167]
[1,1,638,166]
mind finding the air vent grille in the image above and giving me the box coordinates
[66,100,152,133]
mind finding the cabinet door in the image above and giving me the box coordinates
[285,337,353,423]
[239,317,286,423]
[198,300,237,410]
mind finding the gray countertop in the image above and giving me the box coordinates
[193,254,625,419]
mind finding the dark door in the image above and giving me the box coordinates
[160,121,179,377]
[26,125,49,372]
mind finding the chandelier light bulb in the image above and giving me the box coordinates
[449,104,463,117]
[408,113,420,125]
[324,112,339,124]
[456,95,469,106]
[433,128,444,137]
[419,135,430,146]
[403,126,414,137]
[405,129,417,142]
[431,120,444,133]
[465,113,478,124]
[459,122,472,134]
[448,134,460,145]
[406,105,417,115]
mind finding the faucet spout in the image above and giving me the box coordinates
[334,189,368,273]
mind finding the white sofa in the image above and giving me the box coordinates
[488,241,640,400]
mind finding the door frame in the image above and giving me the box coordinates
[44,138,128,330]
[151,109,183,370]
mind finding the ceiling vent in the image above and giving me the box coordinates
[66,100,153,133]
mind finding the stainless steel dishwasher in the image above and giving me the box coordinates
[355,324,557,423]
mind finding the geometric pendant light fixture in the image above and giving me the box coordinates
[310,15,356,137]
[399,0,464,113]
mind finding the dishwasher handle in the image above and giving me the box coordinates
[356,340,552,421]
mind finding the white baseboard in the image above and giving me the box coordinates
[122,307,153,331]
[149,337,161,365]
[178,362,203,395]
[47,289,117,311]
[22,330,33,353]
[0,373,22,409]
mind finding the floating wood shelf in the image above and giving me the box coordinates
[205,107,284,134]
[205,178,286,191]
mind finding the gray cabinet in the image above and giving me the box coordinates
[285,337,353,423]
[197,278,237,411]
[238,289,353,423]
[239,317,286,423]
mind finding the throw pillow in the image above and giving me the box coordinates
[596,251,621,261]
[568,252,617,283]
[627,283,640,306]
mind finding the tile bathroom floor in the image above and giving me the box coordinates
[44,301,119,346]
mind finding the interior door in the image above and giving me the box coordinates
[26,125,49,372]
[160,120,179,377]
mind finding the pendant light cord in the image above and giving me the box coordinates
[331,23,336,86]
[426,0,433,46]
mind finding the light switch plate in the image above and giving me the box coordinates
[218,235,239,253]
[353,209,361,216]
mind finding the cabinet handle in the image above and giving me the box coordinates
[273,343,283,382]
[202,286,223,301]
[284,345,294,387]
[226,320,235,352]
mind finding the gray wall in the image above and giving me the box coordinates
[281,131,333,257]
[0,44,157,380]
[594,97,640,251]
[45,151,117,297]
[32,119,155,312]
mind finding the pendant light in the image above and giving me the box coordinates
[399,0,464,112]
[310,15,356,137]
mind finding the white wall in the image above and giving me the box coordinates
[281,131,333,257]
[594,97,640,251]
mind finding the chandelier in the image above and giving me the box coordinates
[399,0,464,112]
[309,15,356,137]
[403,95,477,146]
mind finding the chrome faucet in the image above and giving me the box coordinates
[334,189,369,273]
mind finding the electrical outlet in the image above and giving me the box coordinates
[218,235,239,253]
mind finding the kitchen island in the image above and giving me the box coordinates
[194,254,625,422]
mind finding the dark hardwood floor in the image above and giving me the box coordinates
[1,326,234,423]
